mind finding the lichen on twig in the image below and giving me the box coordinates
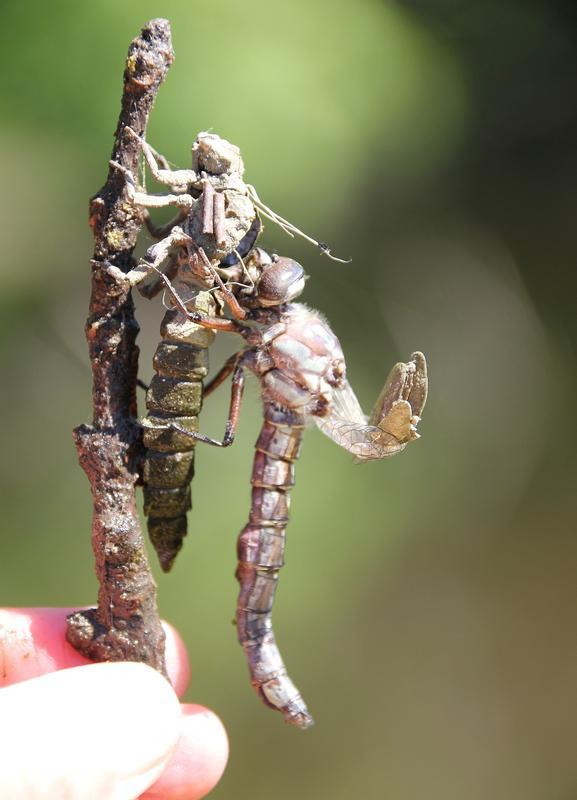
[65,19,175,675]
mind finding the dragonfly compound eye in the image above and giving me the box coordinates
[256,257,306,306]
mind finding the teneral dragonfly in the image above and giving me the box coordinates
[137,246,428,729]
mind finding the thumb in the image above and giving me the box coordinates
[0,661,181,800]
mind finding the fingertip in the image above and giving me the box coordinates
[142,704,229,800]
[0,609,191,696]
[0,662,182,799]
[162,620,191,697]
[0,608,92,686]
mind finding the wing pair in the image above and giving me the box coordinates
[314,352,428,462]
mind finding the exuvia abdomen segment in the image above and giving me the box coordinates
[142,293,216,572]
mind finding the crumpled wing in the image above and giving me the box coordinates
[369,351,427,427]
[314,381,409,461]
[314,352,428,462]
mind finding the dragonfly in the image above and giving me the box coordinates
[110,128,346,571]
[126,245,428,729]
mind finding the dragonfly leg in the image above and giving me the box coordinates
[169,356,245,448]
[183,239,249,321]
[143,208,188,240]
[107,226,192,291]
[203,353,243,399]
[145,263,249,334]
[110,159,194,211]
[124,126,198,190]
[137,250,182,300]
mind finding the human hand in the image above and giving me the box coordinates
[0,608,228,799]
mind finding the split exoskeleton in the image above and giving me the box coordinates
[111,127,264,570]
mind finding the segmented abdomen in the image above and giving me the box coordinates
[236,406,313,728]
[142,293,216,572]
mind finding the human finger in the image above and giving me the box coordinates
[0,661,181,800]
[142,704,229,800]
[0,607,190,696]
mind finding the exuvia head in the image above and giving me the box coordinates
[192,132,244,177]
[252,253,306,307]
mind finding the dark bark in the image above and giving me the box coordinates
[66,19,174,675]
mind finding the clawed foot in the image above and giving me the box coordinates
[101,262,145,290]
[102,262,131,286]
[109,159,137,187]
[123,125,141,143]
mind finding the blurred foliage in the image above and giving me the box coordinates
[1,1,577,798]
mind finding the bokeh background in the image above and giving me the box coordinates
[1,1,577,798]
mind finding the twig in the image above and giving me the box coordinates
[66,19,174,675]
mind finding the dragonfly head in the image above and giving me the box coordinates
[255,255,306,307]
[241,251,306,308]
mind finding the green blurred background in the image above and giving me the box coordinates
[1,1,577,797]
